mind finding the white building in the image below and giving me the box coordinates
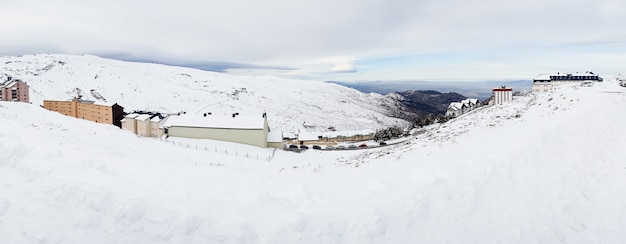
[532,72,602,92]
[461,98,480,110]
[446,98,480,118]
[121,112,170,138]
[492,87,512,105]
[266,131,284,149]
[162,113,271,148]
[445,102,466,117]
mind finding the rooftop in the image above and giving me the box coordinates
[162,114,266,130]
[267,131,283,143]
[135,114,151,121]
[534,72,601,81]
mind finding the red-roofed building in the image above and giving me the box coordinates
[492,86,512,105]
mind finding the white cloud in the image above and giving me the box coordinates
[1,0,625,81]
[330,63,357,73]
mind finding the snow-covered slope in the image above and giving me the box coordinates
[1,78,626,243]
[0,54,406,132]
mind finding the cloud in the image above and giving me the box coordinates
[330,63,357,73]
[1,0,625,81]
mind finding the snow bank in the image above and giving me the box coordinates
[1,80,626,243]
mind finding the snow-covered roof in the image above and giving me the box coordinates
[135,114,151,121]
[94,101,117,107]
[124,114,139,119]
[267,131,283,143]
[162,114,266,130]
[461,99,479,105]
[150,115,165,122]
[534,74,551,81]
[333,129,375,137]
[282,132,297,139]
[298,133,322,141]
[3,81,17,88]
[493,87,512,91]
[535,72,600,81]
[448,102,464,111]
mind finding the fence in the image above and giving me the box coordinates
[151,137,276,162]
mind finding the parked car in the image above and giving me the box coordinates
[312,145,322,150]
[379,142,387,146]
[359,143,368,148]
[299,145,309,149]
[288,144,298,149]
[325,145,334,150]
[348,145,357,149]
[337,145,346,149]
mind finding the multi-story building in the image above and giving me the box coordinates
[121,111,170,137]
[532,72,602,92]
[162,113,270,148]
[492,86,512,105]
[43,98,125,127]
[0,78,29,102]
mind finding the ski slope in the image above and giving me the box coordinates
[1,75,626,243]
[1,54,407,132]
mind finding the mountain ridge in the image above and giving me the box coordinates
[0,54,408,132]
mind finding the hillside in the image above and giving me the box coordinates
[391,90,466,120]
[0,54,407,132]
[1,76,626,243]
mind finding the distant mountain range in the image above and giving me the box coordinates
[390,90,467,120]
[328,80,532,100]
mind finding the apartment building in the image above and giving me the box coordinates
[43,98,125,127]
[0,78,29,102]
[121,111,170,137]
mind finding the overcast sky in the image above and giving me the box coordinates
[2,0,625,81]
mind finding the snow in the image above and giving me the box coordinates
[0,54,407,132]
[267,131,283,143]
[1,61,626,243]
[162,114,265,130]
[534,73,551,80]
[150,116,164,123]
[124,113,140,119]
[134,114,151,121]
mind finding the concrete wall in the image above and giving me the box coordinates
[136,119,151,137]
[150,120,164,138]
[121,117,137,134]
[168,126,268,148]
[267,142,284,149]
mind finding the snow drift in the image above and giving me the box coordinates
[1,72,626,243]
